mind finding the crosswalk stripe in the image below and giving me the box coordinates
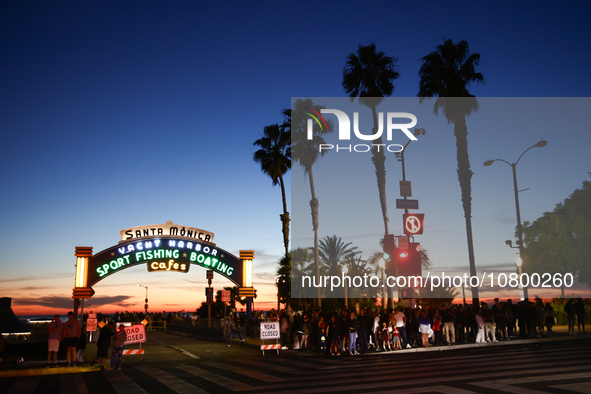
[174,363,252,391]
[201,360,284,382]
[4,340,591,393]
[376,386,478,394]
[243,362,591,393]
[135,365,208,393]
[255,352,587,385]
[5,376,41,394]
[103,371,148,394]
[233,359,302,374]
[60,373,89,394]
[550,382,591,394]
[469,372,591,394]
[270,357,343,370]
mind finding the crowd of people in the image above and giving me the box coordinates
[46,312,128,370]
[261,297,587,355]
[39,298,586,368]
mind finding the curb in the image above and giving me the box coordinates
[250,332,591,356]
[0,364,102,378]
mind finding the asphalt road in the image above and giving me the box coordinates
[1,331,590,393]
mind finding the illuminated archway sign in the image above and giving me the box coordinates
[73,222,255,299]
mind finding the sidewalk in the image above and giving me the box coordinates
[238,325,591,354]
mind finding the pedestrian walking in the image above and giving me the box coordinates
[76,327,87,363]
[575,298,586,333]
[227,314,245,347]
[418,307,431,348]
[90,321,113,370]
[46,315,63,368]
[347,312,358,355]
[110,324,127,370]
[565,299,576,334]
[62,312,81,367]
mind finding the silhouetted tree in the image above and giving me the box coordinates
[319,235,361,277]
[523,175,591,293]
[291,98,334,307]
[343,44,400,237]
[253,121,291,257]
[418,38,484,305]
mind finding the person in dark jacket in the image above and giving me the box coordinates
[357,308,370,354]
[90,321,113,370]
[575,298,586,333]
[565,299,576,335]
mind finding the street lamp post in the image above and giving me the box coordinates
[342,265,349,308]
[138,284,148,313]
[393,128,426,306]
[276,277,280,313]
[395,128,426,214]
[484,140,547,301]
[377,259,386,309]
[515,257,525,301]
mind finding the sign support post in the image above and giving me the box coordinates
[206,270,214,327]
[260,321,281,356]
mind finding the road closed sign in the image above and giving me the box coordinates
[260,321,280,340]
[124,324,147,345]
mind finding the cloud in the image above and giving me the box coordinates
[254,272,277,283]
[0,273,71,283]
[13,295,135,310]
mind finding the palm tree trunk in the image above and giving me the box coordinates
[307,168,321,308]
[454,115,479,306]
[279,173,290,258]
[371,105,389,236]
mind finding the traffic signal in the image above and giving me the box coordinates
[397,248,409,261]
[400,287,418,299]
[398,242,422,277]
[383,234,396,276]
[382,234,395,262]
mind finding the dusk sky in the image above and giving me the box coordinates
[1,1,590,316]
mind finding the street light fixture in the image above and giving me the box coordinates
[342,265,349,308]
[483,139,547,301]
[138,284,148,313]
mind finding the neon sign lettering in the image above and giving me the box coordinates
[120,221,214,242]
[147,259,189,273]
[88,236,242,287]
[189,252,234,276]
[97,255,131,277]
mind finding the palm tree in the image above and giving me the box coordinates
[418,278,460,306]
[291,247,314,299]
[276,253,291,309]
[418,38,484,306]
[342,43,400,237]
[253,121,291,257]
[291,247,314,276]
[318,235,361,277]
[290,98,334,307]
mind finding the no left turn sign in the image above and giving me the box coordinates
[403,213,424,235]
